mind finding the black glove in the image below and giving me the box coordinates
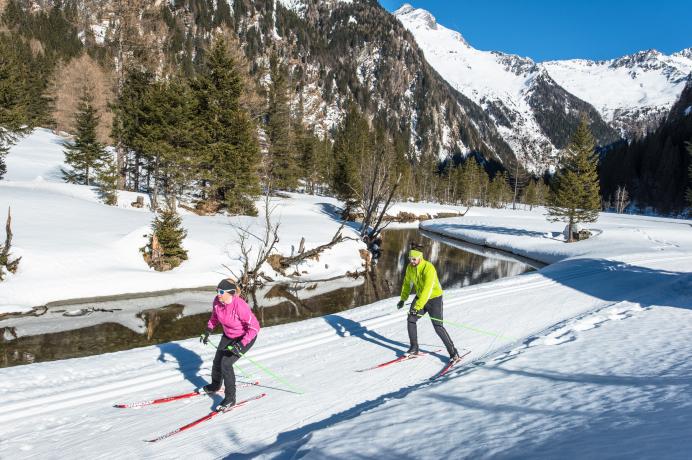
[397,300,405,309]
[200,329,211,345]
[409,306,420,317]
[227,340,242,357]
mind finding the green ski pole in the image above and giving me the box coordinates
[410,311,516,341]
[228,345,305,395]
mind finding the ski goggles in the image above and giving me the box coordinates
[217,289,235,295]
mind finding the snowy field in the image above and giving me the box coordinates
[1,130,691,458]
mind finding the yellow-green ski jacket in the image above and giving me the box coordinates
[400,258,443,311]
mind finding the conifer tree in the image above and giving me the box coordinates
[141,206,188,271]
[547,116,601,242]
[111,69,154,192]
[97,155,119,206]
[521,178,549,210]
[191,38,260,216]
[134,78,198,208]
[63,88,108,185]
[0,34,31,179]
[266,54,299,191]
[332,104,370,200]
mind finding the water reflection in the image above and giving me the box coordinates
[0,229,533,368]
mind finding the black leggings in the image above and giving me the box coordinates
[407,296,457,356]
[210,335,256,401]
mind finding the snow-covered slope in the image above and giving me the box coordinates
[543,49,692,137]
[1,205,690,458]
[394,4,619,172]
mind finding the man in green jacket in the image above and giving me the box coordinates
[397,247,460,362]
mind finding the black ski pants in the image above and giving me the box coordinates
[210,334,256,402]
[407,295,457,356]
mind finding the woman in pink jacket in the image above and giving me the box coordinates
[199,279,260,411]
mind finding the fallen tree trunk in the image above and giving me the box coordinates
[270,224,355,273]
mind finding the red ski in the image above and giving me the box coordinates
[114,381,260,408]
[430,349,471,380]
[356,349,442,372]
[145,393,268,442]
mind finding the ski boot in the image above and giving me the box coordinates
[196,383,220,395]
[404,345,420,356]
[216,396,236,412]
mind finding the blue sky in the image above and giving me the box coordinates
[379,0,692,62]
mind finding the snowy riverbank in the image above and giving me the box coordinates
[0,130,466,314]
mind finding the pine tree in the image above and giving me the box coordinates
[0,34,31,179]
[332,104,370,200]
[97,154,119,206]
[141,206,188,271]
[63,88,108,185]
[191,38,260,215]
[111,69,154,191]
[134,78,199,208]
[266,54,299,191]
[547,116,601,242]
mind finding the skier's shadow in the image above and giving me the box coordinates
[156,343,207,389]
[323,314,407,355]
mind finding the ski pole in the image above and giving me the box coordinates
[227,345,305,395]
[205,339,251,379]
[410,311,516,341]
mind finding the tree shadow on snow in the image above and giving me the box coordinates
[432,222,548,239]
[537,258,692,310]
[315,202,362,233]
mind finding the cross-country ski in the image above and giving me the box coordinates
[114,381,260,409]
[145,393,268,443]
[355,349,442,372]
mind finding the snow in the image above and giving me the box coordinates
[0,130,370,313]
[1,131,692,458]
[394,5,559,171]
[543,52,692,126]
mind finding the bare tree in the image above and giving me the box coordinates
[225,192,281,292]
[355,132,402,237]
[508,156,529,210]
[48,54,115,144]
[0,207,21,281]
[614,185,630,214]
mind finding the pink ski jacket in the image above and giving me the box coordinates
[207,295,260,346]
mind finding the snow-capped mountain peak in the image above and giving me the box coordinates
[394,4,468,46]
[395,5,617,172]
[396,5,692,167]
[673,47,692,59]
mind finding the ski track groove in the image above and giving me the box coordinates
[0,252,688,425]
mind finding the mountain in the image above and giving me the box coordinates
[543,49,692,138]
[393,4,620,172]
[3,0,518,167]
[599,77,692,214]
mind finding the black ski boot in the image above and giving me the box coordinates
[197,384,220,395]
[216,396,236,412]
[449,350,461,363]
[405,345,419,356]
